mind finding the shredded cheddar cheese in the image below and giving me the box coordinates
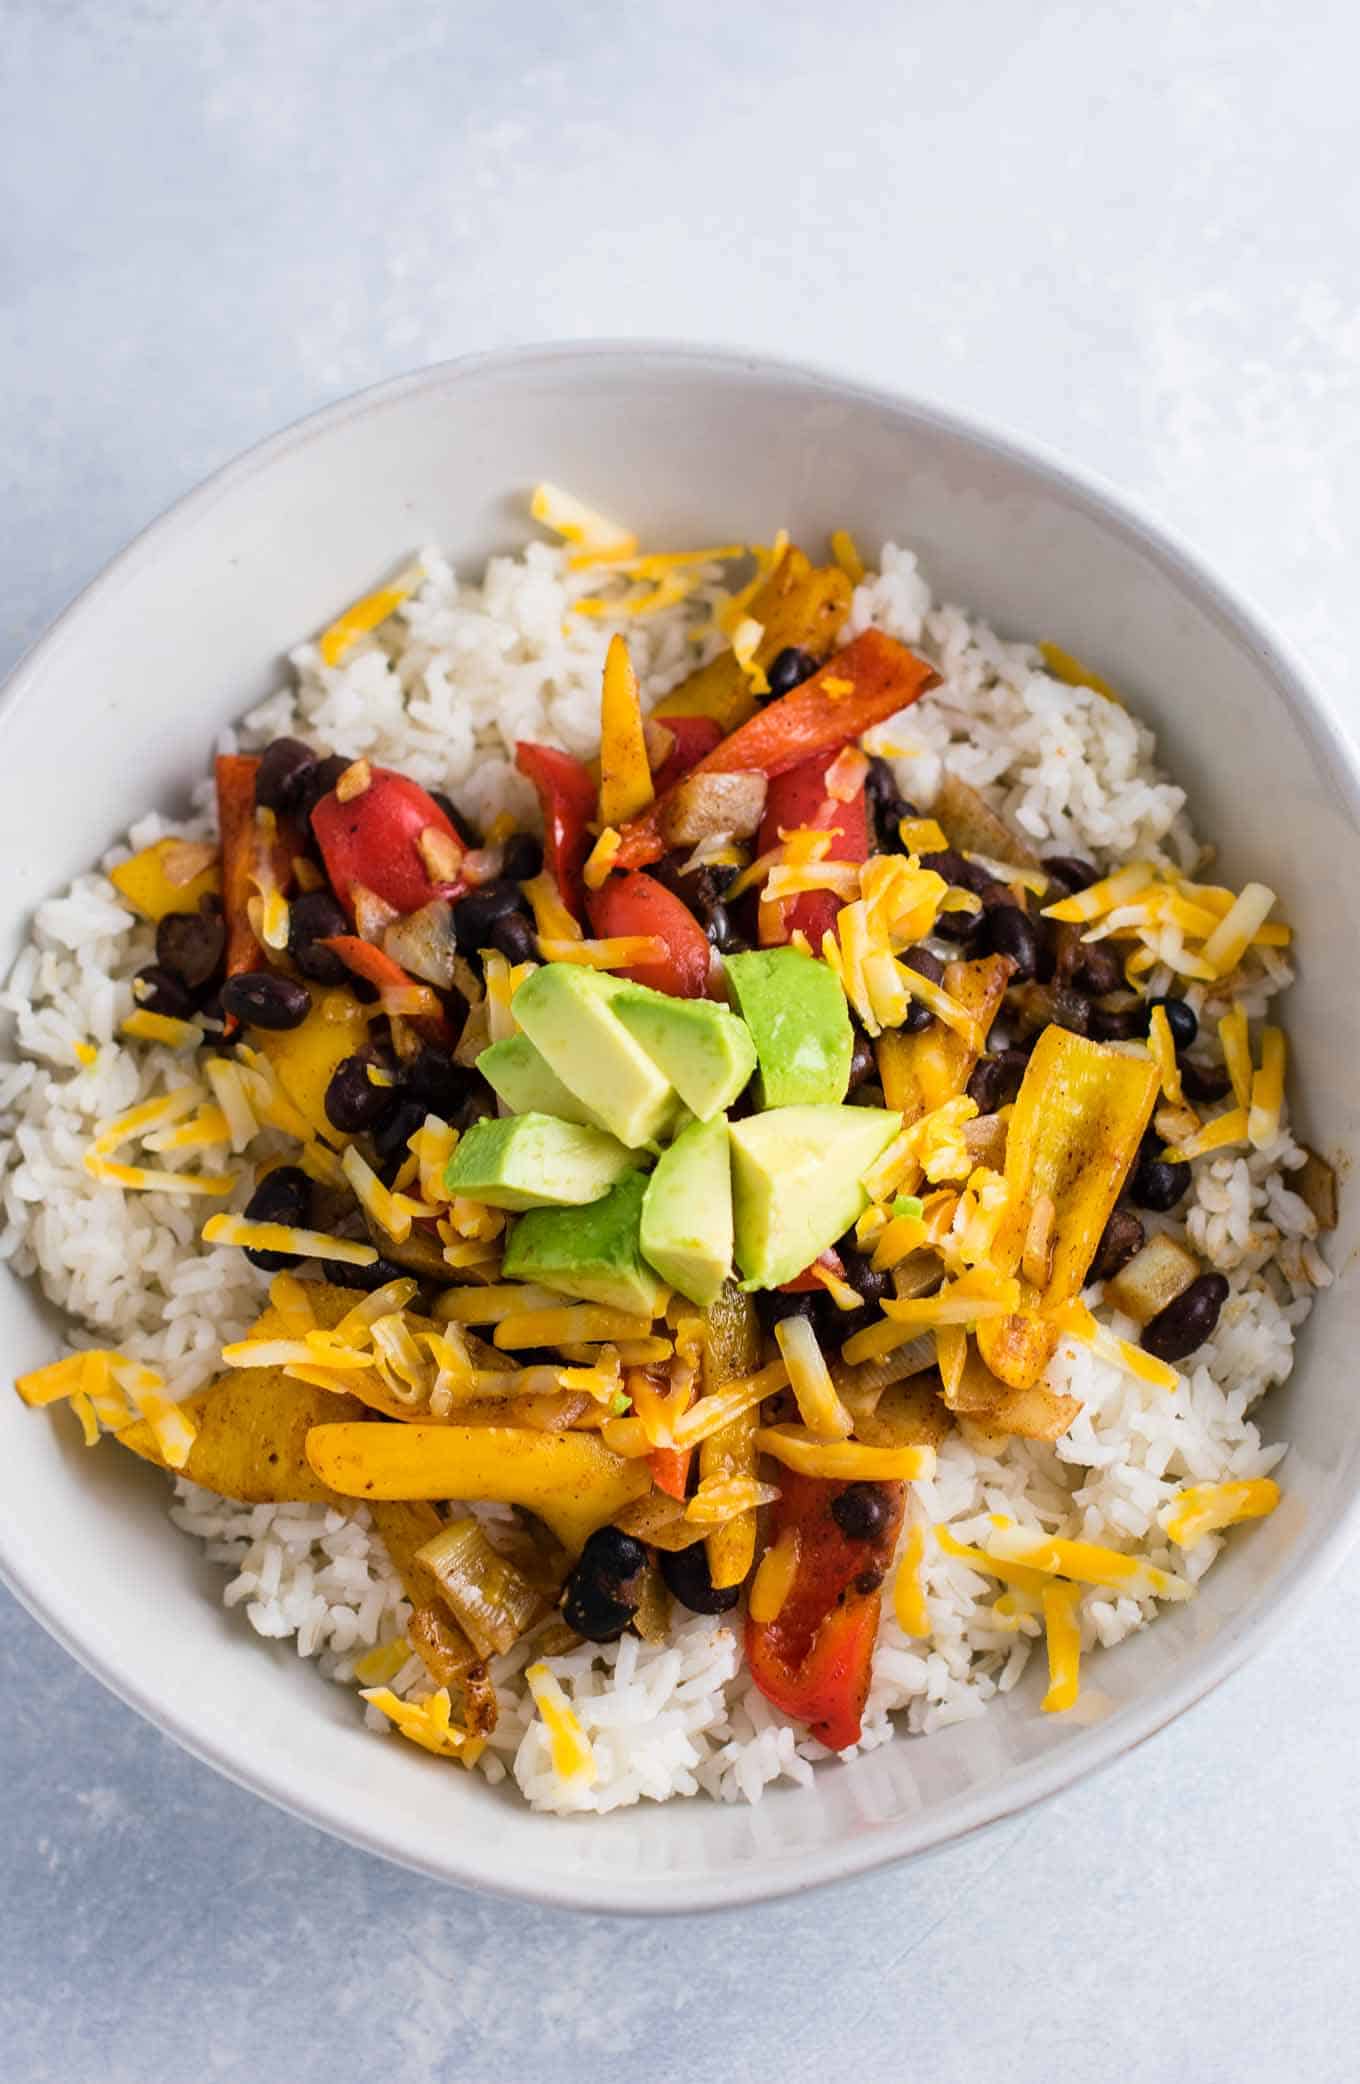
[120,1009,203,1048]
[361,1684,485,1764]
[531,481,637,563]
[893,1524,930,1638]
[1164,1478,1281,1550]
[201,1214,379,1266]
[755,1426,936,1482]
[1248,1025,1285,1149]
[524,1663,595,1783]
[774,1314,852,1439]
[749,1527,802,1624]
[1040,1581,1083,1712]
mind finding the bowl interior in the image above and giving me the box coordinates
[3,346,1358,1911]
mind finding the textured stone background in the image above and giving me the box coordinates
[3,4,1358,2078]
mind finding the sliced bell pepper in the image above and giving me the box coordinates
[876,954,1012,1125]
[745,1468,905,1750]
[650,715,724,796]
[586,872,712,998]
[614,629,938,870]
[215,755,268,982]
[598,634,655,828]
[653,547,853,735]
[311,766,466,921]
[321,935,456,1048]
[515,741,598,923]
[756,752,868,948]
[779,1247,845,1294]
[648,1445,692,1502]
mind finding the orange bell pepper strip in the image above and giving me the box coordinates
[215,755,268,982]
[321,936,457,1048]
[612,630,938,871]
[745,1469,905,1750]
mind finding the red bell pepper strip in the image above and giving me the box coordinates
[612,630,938,871]
[745,1469,904,1750]
[515,742,597,923]
[586,872,712,998]
[778,1248,845,1295]
[757,752,868,949]
[311,768,466,922]
[650,715,724,796]
[215,755,268,982]
[648,1445,692,1502]
[320,935,456,1048]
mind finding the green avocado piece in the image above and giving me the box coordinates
[640,1115,733,1307]
[444,1112,636,1212]
[612,985,756,1121]
[476,1033,607,1129]
[729,1104,901,1289]
[502,1171,667,1316]
[724,948,853,1108]
[511,964,676,1149]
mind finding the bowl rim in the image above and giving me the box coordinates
[3,337,1358,1915]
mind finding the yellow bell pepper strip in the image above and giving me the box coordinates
[1001,1028,1159,1309]
[249,985,372,1143]
[876,954,1012,1124]
[614,630,939,871]
[978,1029,1158,1391]
[304,1423,651,1552]
[108,837,221,923]
[118,1369,364,1504]
[598,634,655,828]
[654,546,853,734]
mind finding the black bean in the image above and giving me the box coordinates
[1050,987,1091,1036]
[132,965,196,1019]
[155,897,226,992]
[1149,995,1198,1051]
[847,1031,876,1092]
[1070,940,1123,998]
[490,911,538,965]
[288,890,351,984]
[658,1542,742,1613]
[966,1049,1029,1112]
[220,970,311,1031]
[1140,1272,1229,1364]
[296,753,352,828]
[254,737,318,815]
[836,1245,890,1308]
[919,849,998,899]
[1089,1206,1145,1283]
[242,1165,313,1270]
[865,756,915,849]
[1129,1143,1190,1212]
[1089,999,1147,1042]
[324,1055,397,1135]
[319,1250,417,1292]
[403,1045,475,1117]
[453,878,527,954]
[372,1099,429,1166]
[754,1288,821,1336]
[1040,855,1099,894]
[985,904,1040,982]
[766,646,819,697]
[562,1527,649,1641]
[830,1483,892,1542]
[429,790,462,831]
[500,831,543,883]
[1180,1058,1232,1105]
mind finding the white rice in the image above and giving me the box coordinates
[0,533,1328,1814]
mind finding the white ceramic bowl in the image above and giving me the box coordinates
[3,344,1358,1913]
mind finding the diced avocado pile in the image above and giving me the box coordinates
[449,953,901,1311]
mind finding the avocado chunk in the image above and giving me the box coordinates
[612,984,756,1121]
[640,1115,733,1307]
[444,1112,637,1212]
[729,1104,901,1288]
[511,964,676,1149]
[502,1171,667,1315]
[724,948,854,1108]
[477,1033,607,1129]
